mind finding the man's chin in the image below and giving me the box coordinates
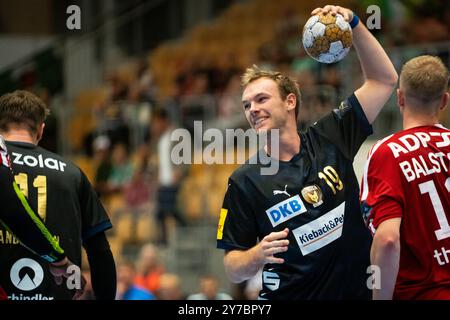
[255,127,274,135]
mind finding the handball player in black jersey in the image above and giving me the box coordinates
[0,134,84,299]
[0,90,116,300]
[216,5,398,299]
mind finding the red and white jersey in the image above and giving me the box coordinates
[361,125,450,299]
[0,135,11,168]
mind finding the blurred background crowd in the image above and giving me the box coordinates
[0,0,449,299]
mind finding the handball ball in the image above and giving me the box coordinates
[302,12,352,64]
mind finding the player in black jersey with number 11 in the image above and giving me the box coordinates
[0,90,116,300]
[216,5,398,299]
[0,134,85,300]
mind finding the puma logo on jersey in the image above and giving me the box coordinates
[12,152,67,172]
[273,185,291,197]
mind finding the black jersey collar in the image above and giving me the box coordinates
[5,140,38,149]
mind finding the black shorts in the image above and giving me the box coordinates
[156,185,179,217]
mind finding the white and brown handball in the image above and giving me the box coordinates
[302,12,352,64]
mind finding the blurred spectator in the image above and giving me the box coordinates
[174,58,197,97]
[117,261,156,300]
[275,7,302,61]
[98,101,131,148]
[187,274,233,300]
[152,108,186,245]
[137,59,158,103]
[319,66,341,91]
[107,142,134,194]
[35,88,59,153]
[180,72,211,132]
[134,243,165,293]
[210,53,240,94]
[123,167,150,209]
[93,135,113,198]
[123,145,154,208]
[217,74,242,119]
[106,71,129,102]
[157,273,185,300]
[410,17,449,43]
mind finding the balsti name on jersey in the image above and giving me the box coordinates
[12,152,67,172]
[386,131,450,182]
[266,195,307,227]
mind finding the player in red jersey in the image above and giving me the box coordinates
[361,55,450,299]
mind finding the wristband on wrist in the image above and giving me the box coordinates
[45,252,66,264]
[349,14,360,29]
[51,257,69,267]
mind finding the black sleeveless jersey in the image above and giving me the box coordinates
[217,94,372,300]
[0,141,112,300]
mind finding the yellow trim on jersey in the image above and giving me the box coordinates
[217,208,228,240]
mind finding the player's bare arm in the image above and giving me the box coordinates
[371,217,401,300]
[224,228,289,283]
[312,5,398,124]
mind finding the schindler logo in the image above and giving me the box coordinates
[9,258,54,300]
[10,258,44,291]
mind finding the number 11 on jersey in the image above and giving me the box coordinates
[419,178,450,241]
[14,173,47,221]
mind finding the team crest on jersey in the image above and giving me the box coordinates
[301,185,323,207]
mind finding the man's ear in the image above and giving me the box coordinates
[439,92,449,111]
[286,93,296,112]
[397,89,405,111]
[36,123,45,143]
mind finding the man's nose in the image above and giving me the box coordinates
[249,101,260,114]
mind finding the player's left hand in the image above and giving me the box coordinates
[311,5,353,22]
[49,257,87,300]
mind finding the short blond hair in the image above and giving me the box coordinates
[400,55,449,107]
[241,65,301,120]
